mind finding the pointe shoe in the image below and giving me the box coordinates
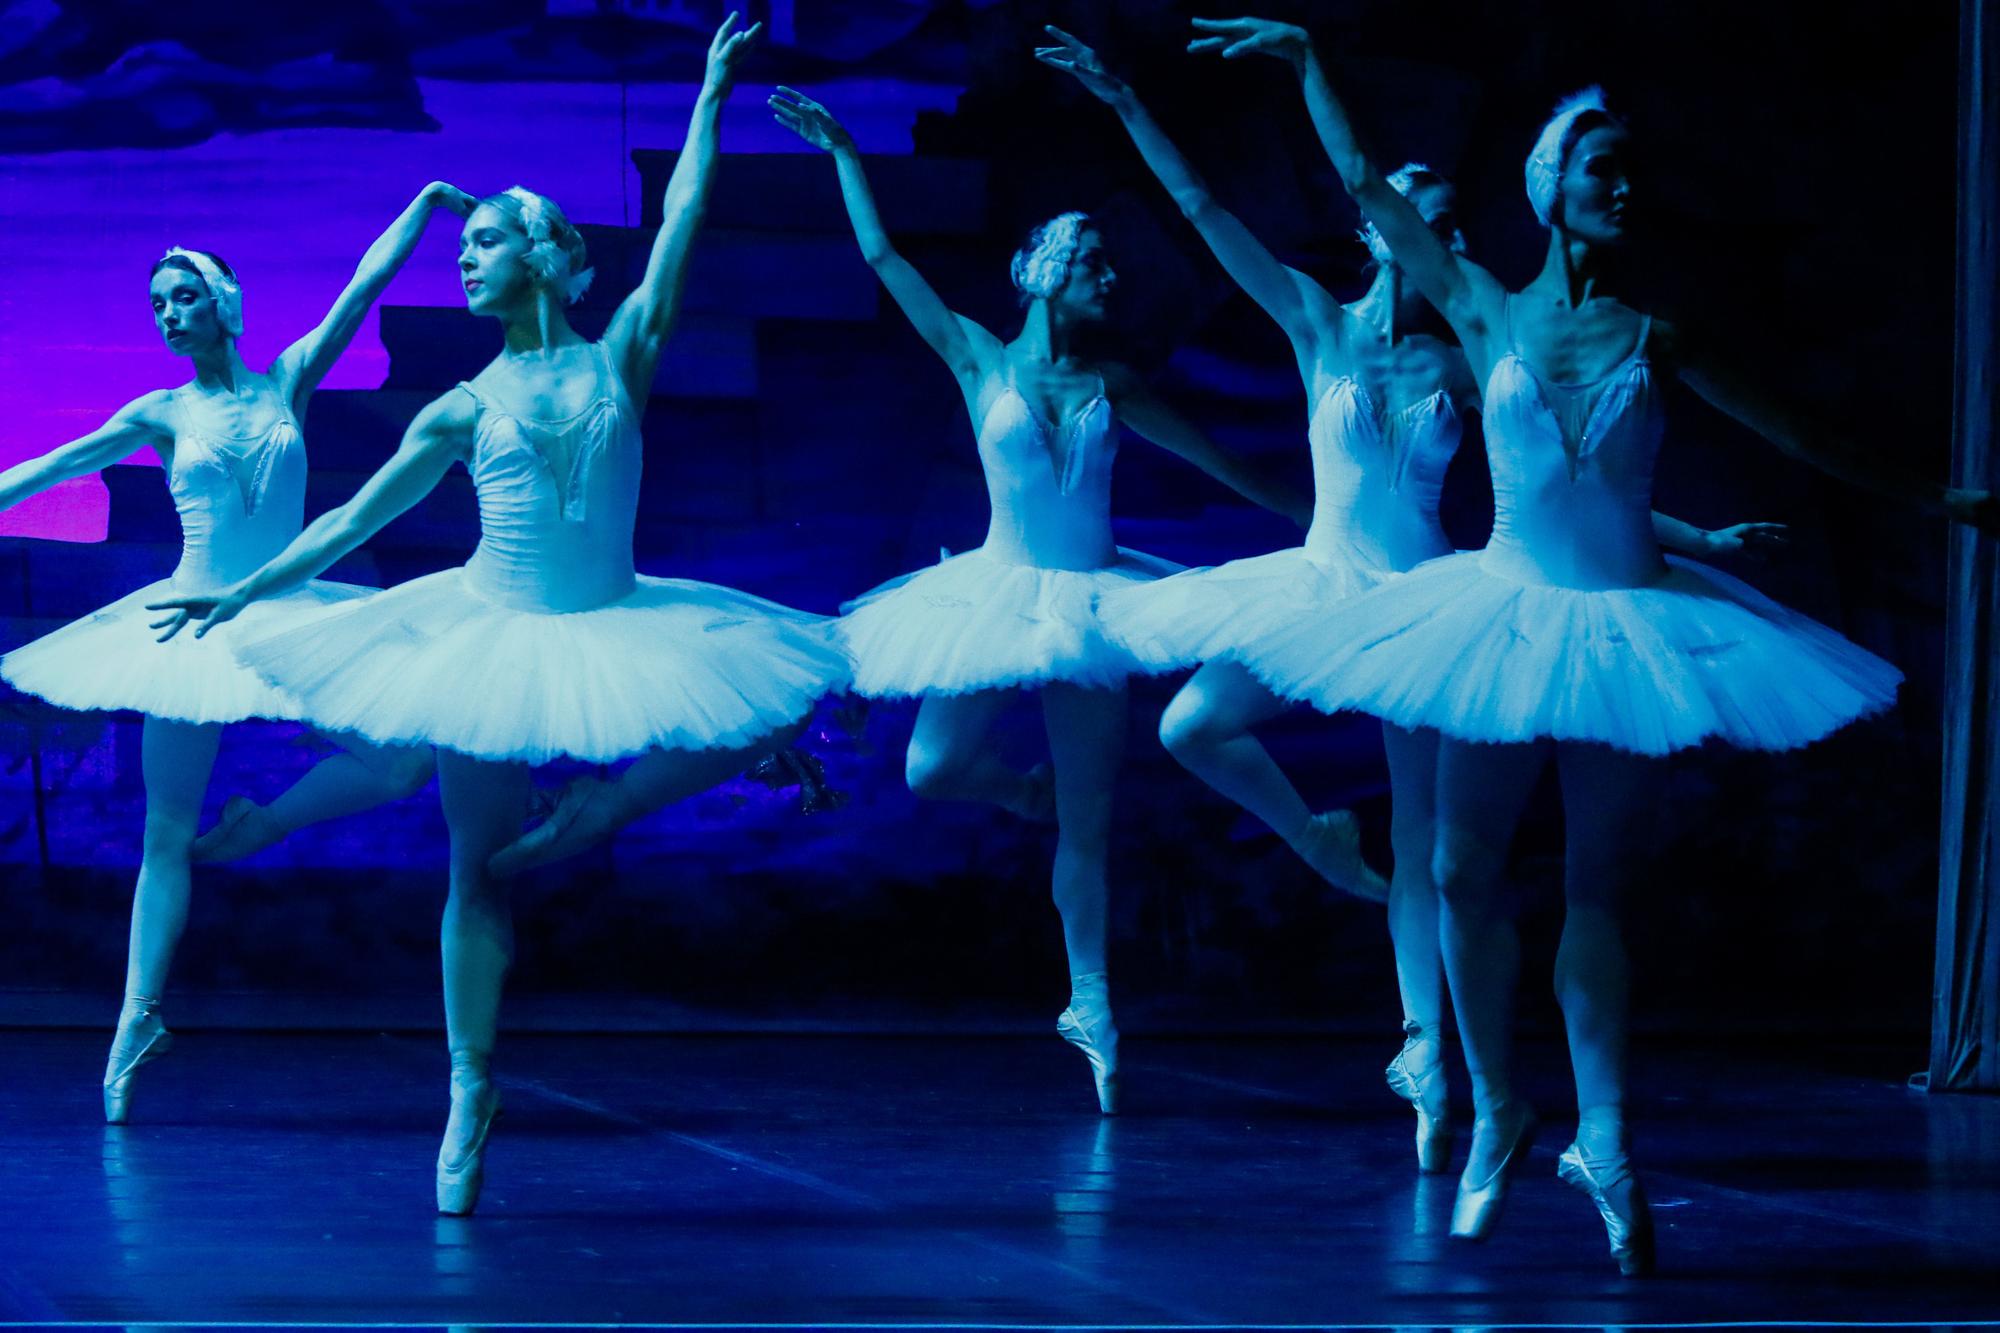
[103,1008,174,1125]
[436,1078,501,1216]
[1297,810,1390,903]
[1449,1103,1538,1241]
[489,775,618,877]
[1056,1002,1120,1115]
[190,796,282,864]
[1557,1141,1656,1277]
[1384,1022,1453,1174]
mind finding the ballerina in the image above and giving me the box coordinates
[767,85,1309,1115]
[1187,15,1995,1274]
[151,14,847,1214]
[0,183,473,1122]
[1040,28,1787,1173]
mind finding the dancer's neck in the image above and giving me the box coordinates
[1014,300,1084,366]
[1535,228,1622,309]
[498,300,586,357]
[187,342,252,394]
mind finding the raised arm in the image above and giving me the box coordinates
[148,391,474,639]
[1106,365,1312,528]
[1668,322,1999,533]
[273,182,476,407]
[0,392,174,512]
[1037,27,1328,352]
[770,87,986,384]
[604,13,762,406]
[1190,17,1503,344]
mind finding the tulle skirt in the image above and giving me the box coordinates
[233,567,852,765]
[1244,550,1902,755]
[838,545,1182,696]
[1097,543,1392,674]
[0,578,372,725]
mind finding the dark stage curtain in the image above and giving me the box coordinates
[1931,0,2000,1092]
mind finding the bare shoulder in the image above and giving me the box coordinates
[1095,360,1147,400]
[119,388,181,440]
[413,385,481,442]
[1645,312,1687,364]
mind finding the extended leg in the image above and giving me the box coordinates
[1043,681,1127,1113]
[1432,736,1545,1237]
[489,720,806,877]
[1551,740,1659,1275]
[105,717,223,1122]
[192,733,435,863]
[434,750,530,1214]
[1157,660,1385,900]
[1381,722,1450,1170]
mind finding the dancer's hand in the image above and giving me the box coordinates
[769,87,852,153]
[704,10,763,97]
[146,585,250,642]
[424,182,479,218]
[1188,16,1312,67]
[1700,522,1791,560]
[1945,487,2000,536]
[1034,27,1132,105]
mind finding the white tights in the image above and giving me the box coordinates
[905,683,1126,980]
[122,716,434,1008]
[1156,661,1445,1042]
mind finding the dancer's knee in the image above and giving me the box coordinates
[448,846,513,903]
[141,811,199,861]
[904,739,968,800]
[1390,809,1437,884]
[382,747,436,801]
[1432,826,1504,912]
[1157,688,1222,763]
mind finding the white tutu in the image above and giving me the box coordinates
[1246,551,1903,756]
[1098,544,1393,675]
[1,578,371,725]
[838,546,1182,697]
[234,568,852,765]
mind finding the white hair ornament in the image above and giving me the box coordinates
[1524,86,1611,227]
[499,186,595,305]
[1010,211,1092,303]
[161,247,243,337]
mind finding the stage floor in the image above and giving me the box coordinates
[0,1030,1994,1329]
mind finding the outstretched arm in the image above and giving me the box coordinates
[1037,27,1328,352]
[147,391,474,639]
[605,12,763,406]
[770,86,986,384]
[1652,511,1791,559]
[1190,17,1503,343]
[1669,322,1999,533]
[1108,366,1312,527]
[0,392,175,512]
[274,181,476,407]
